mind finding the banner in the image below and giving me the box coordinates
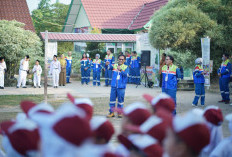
[201,37,210,86]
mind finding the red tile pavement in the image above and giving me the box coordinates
[129,0,168,30]
[81,0,155,29]
[40,32,136,42]
[0,0,35,32]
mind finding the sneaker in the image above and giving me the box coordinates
[16,86,19,88]
[22,86,27,88]
[56,86,58,88]
[54,86,56,88]
[192,104,197,107]
[201,104,205,107]
[34,86,36,88]
[225,100,230,104]
[39,86,41,88]
[118,114,123,118]
[218,100,225,103]
[107,112,115,118]
[104,85,108,87]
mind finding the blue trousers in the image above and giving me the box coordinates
[66,67,71,83]
[87,69,91,83]
[109,87,125,113]
[219,77,230,101]
[131,68,140,84]
[162,88,177,115]
[81,68,88,84]
[93,71,101,86]
[105,69,112,86]
[192,83,205,105]
[128,68,131,83]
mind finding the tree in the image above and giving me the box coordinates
[149,4,219,55]
[32,2,69,34]
[0,20,43,86]
[149,0,232,75]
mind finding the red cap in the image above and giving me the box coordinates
[67,93,93,121]
[90,117,115,143]
[203,106,223,126]
[0,120,40,156]
[173,111,210,154]
[143,93,175,113]
[123,102,151,126]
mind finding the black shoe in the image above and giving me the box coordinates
[218,100,225,103]
[67,82,71,83]
[22,86,27,88]
[225,100,230,104]
[16,86,19,88]
[0,87,3,89]
[39,86,41,88]
[34,86,36,88]
[104,85,108,87]
[54,86,56,88]
[56,86,58,88]
[63,85,65,86]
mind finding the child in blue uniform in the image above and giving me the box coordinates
[192,58,206,106]
[104,50,115,86]
[92,54,102,86]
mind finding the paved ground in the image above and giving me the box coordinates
[0,80,232,143]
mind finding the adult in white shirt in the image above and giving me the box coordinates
[0,57,7,89]
[17,55,29,88]
[49,55,61,88]
[32,60,42,88]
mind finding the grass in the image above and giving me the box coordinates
[0,95,44,106]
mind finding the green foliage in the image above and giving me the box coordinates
[32,2,69,34]
[166,50,197,69]
[149,4,218,55]
[57,42,73,55]
[0,20,43,86]
[149,0,232,75]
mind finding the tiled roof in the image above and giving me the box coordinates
[0,0,35,32]
[81,0,155,29]
[40,32,136,42]
[129,0,169,30]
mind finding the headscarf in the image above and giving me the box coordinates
[59,54,66,67]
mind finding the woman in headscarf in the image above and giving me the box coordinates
[59,54,67,86]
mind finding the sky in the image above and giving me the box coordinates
[26,0,72,13]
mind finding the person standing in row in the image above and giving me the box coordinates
[161,55,181,115]
[130,51,141,85]
[87,53,92,84]
[59,54,66,86]
[80,53,90,85]
[218,53,231,104]
[125,51,131,83]
[107,55,129,118]
[192,58,206,106]
[104,49,115,87]
[32,60,42,88]
[92,54,102,86]
[159,53,166,87]
[49,55,61,88]
[0,57,6,89]
[17,55,30,88]
[66,51,72,83]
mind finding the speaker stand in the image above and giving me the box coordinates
[136,66,149,88]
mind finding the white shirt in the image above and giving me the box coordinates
[0,62,6,71]
[32,65,42,76]
[210,136,232,157]
[49,60,61,74]
[19,59,29,71]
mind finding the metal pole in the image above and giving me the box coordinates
[44,30,48,103]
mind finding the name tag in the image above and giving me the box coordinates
[117,74,120,80]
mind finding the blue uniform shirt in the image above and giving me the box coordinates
[193,65,205,84]
[110,64,129,89]
[130,56,141,68]
[217,59,231,78]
